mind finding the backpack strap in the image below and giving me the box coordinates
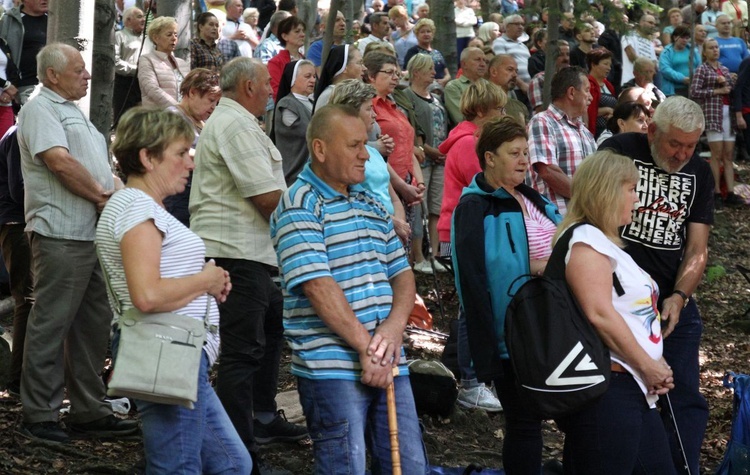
[546,222,624,296]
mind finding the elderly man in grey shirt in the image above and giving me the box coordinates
[113,6,150,125]
[17,43,137,444]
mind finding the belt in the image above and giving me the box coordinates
[611,362,628,373]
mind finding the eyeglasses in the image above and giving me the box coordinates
[378,69,401,78]
[509,22,525,26]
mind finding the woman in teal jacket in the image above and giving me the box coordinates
[659,25,701,96]
[452,117,562,474]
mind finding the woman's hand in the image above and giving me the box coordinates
[414,146,426,164]
[715,85,731,95]
[204,259,232,303]
[639,357,675,395]
[399,183,424,206]
[374,134,395,156]
[598,107,614,120]
[425,145,446,165]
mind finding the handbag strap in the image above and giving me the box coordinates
[100,260,216,334]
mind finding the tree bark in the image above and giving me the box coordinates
[47,0,96,115]
[542,1,561,111]
[321,0,345,70]
[156,0,192,61]
[299,0,319,51]
[92,0,117,137]
[428,0,457,77]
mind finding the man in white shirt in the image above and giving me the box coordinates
[357,12,391,54]
[222,0,254,57]
[113,7,150,126]
[621,14,658,86]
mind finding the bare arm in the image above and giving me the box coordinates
[39,146,112,212]
[301,276,396,388]
[121,221,231,313]
[534,163,572,198]
[367,269,416,368]
[625,45,637,63]
[660,222,710,338]
[567,243,674,394]
[249,189,283,222]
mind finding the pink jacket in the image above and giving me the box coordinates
[437,120,480,243]
[138,51,191,108]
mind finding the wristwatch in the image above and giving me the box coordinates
[672,290,689,308]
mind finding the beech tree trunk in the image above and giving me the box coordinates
[428,0,457,77]
[156,0,192,61]
[542,2,561,111]
[92,0,117,137]
[321,0,345,69]
[299,0,319,51]
[47,0,96,115]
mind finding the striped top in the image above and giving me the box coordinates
[522,194,557,260]
[95,188,221,365]
[270,164,411,381]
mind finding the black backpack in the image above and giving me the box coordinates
[504,223,624,419]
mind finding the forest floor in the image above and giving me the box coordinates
[1,162,749,474]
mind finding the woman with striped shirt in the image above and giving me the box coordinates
[452,116,562,473]
[96,108,251,474]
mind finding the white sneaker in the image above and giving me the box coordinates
[432,259,448,273]
[457,383,503,412]
[413,260,433,274]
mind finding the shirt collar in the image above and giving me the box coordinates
[548,103,584,127]
[218,96,259,123]
[39,86,73,104]
[298,163,366,199]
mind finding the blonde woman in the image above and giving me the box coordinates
[138,16,190,108]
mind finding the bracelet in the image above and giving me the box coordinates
[672,290,689,308]
[417,145,424,152]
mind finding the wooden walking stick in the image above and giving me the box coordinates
[387,366,402,475]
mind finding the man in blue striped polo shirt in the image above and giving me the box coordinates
[270,105,428,473]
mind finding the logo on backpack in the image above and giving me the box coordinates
[544,342,606,388]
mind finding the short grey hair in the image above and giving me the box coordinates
[695,0,707,7]
[221,57,264,94]
[268,10,292,34]
[147,16,177,43]
[122,6,142,23]
[460,46,483,64]
[633,57,655,74]
[225,0,240,9]
[329,79,376,110]
[652,96,705,134]
[503,14,523,27]
[37,43,76,83]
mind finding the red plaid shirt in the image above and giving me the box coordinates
[690,62,737,133]
[527,103,596,215]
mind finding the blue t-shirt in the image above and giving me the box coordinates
[717,36,749,73]
[306,39,324,67]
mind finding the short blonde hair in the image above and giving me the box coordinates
[554,150,639,247]
[406,53,434,83]
[147,16,177,43]
[388,5,407,19]
[414,18,435,34]
[460,78,507,121]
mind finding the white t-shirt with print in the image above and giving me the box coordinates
[565,224,663,407]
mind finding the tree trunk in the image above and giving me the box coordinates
[542,2,561,111]
[157,0,192,61]
[48,0,96,116]
[299,0,318,51]
[92,0,117,137]
[480,0,491,20]
[351,0,364,22]
[428,0,457,77]
[321,0,345,70]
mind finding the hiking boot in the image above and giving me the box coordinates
[69,414,139,438]
[19,421,70,443]
[457,383,503,412]
[254,409,308,445]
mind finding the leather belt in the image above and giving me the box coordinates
[611,362,628,373]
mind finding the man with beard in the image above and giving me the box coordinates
[570,23,599,71]
[599,96,712,475]
[622,14,658,86]
[488,54,528,124]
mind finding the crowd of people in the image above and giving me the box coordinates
[0,0,747,473]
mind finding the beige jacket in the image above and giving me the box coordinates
[137,51,190,108]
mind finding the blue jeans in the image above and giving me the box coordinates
[297,376,428,475]
[556,372,676,475]
[457,306,478,384]
[112,332,252,474]
[660,300,708,475]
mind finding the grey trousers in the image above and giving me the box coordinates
[21,233,113,424]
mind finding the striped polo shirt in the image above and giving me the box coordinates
[270,164,411,381]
